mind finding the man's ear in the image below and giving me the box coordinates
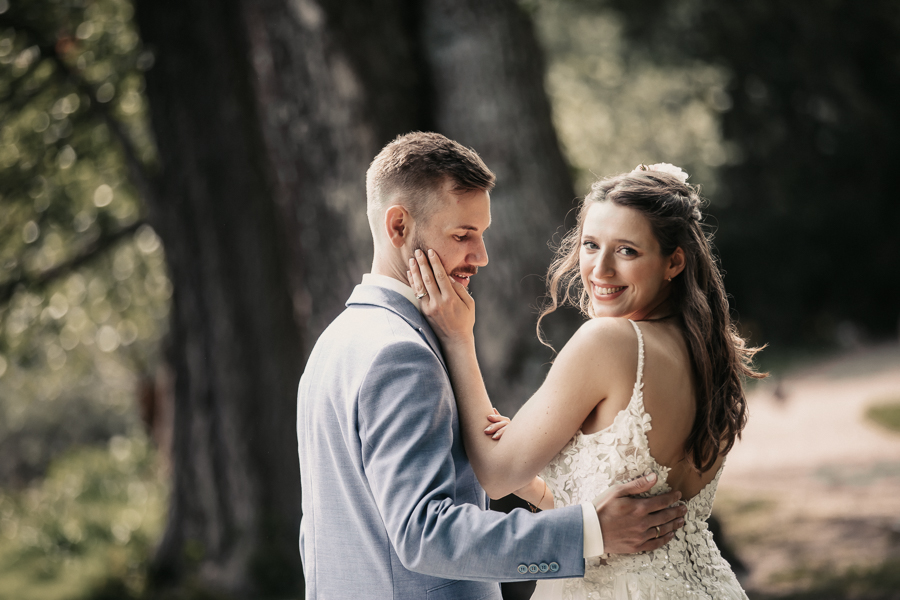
[668,247,686,279]
[384,205,413,249]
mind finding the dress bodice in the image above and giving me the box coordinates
[536,320,747,600]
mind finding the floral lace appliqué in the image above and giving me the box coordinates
[537,321,747,600]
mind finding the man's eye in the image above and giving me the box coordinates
[455,234,468,241]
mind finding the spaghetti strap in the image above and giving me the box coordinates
[628,319,645,388]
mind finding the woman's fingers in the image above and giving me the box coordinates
[414,250,442,300]
[485,408,510,439]
[424,249,452,298]
[407,258,427,300]
[484,421,504,434]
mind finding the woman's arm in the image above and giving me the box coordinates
[408,249,632,499]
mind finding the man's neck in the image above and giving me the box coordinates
[370,253,409,286]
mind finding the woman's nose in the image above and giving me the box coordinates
[594,251,614,277]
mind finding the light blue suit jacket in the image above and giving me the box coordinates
[297,284,585,599]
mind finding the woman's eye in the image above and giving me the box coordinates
[582,240,598,250]
[618,246,637,257]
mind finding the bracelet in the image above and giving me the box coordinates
[527,480,548,513]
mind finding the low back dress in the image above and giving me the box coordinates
[532,320,748,600]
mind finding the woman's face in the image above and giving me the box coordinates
[579,201,683,321]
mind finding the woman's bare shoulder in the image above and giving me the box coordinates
[556,317,638,370]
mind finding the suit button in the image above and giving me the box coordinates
[528,564,539,574]
[517,564,528,574]
[549,562,559,572]
[539,562,549,573]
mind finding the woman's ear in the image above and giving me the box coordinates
[668,247,686,279]
[384,205,413,249]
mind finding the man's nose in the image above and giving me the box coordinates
[471,239,489,267]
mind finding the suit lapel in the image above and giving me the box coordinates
[346,284,449,374]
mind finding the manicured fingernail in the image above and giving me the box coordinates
[428,249,435,256]
[492,433,500,439]
[484,427,491,432]
[415,249,422,257]
[646,473,657,483]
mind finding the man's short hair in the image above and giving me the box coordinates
[366,132,496,237]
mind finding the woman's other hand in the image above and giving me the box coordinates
[407,249,475,345]
[484,408,510,440]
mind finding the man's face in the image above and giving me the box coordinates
[410,179,491,288]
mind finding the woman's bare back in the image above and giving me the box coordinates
[579,318,723,501]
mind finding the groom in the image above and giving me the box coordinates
[296,132,685,599]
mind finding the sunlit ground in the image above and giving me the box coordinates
[716,343,900,599]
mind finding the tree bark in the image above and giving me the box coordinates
[422,0,580,413]
[134,0,305,595]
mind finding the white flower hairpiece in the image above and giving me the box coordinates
[633,163,689,184]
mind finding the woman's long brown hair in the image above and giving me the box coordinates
[538,170,766,473]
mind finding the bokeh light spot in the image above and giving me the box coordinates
[22,220,39,244]
[96,82,115,103]
[93,184,113,207]
[96,325,120,352]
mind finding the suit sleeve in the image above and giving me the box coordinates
[358,338,586,582]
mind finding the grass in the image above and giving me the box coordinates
[0,435,166,600]
[866,399,900,434]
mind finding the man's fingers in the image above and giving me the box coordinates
[638,489,682,513]
[645,504,687,530]
[611,473,658,497]
[636,531,676,553]
[644,514,684,542]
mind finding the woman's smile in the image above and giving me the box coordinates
[590,283,628,299]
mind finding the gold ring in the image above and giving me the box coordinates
[654,526,660,539]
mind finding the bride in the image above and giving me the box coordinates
[407,164,764,599]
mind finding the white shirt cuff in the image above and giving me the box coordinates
[581,502,604,558]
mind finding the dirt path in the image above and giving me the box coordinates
[716,344,900,594]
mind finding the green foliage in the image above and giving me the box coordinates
[0,0,169,483]
[531,1,731,197]
[865,400,900,434]
[0,436,166,600]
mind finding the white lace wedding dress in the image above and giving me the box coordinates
[532,320,748,600]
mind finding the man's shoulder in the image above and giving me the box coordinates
[309,301,436,372]
[325,300,424,345]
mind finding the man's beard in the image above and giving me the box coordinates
[410,233,477,286]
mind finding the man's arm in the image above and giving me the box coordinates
[358,339,587,582]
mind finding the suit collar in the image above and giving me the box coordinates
[347,284,447,371]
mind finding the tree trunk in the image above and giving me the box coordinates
[134,0,305,595]
[422,0,579,413]
[133,0,577,596]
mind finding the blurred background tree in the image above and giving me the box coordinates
[0,0,897,598]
